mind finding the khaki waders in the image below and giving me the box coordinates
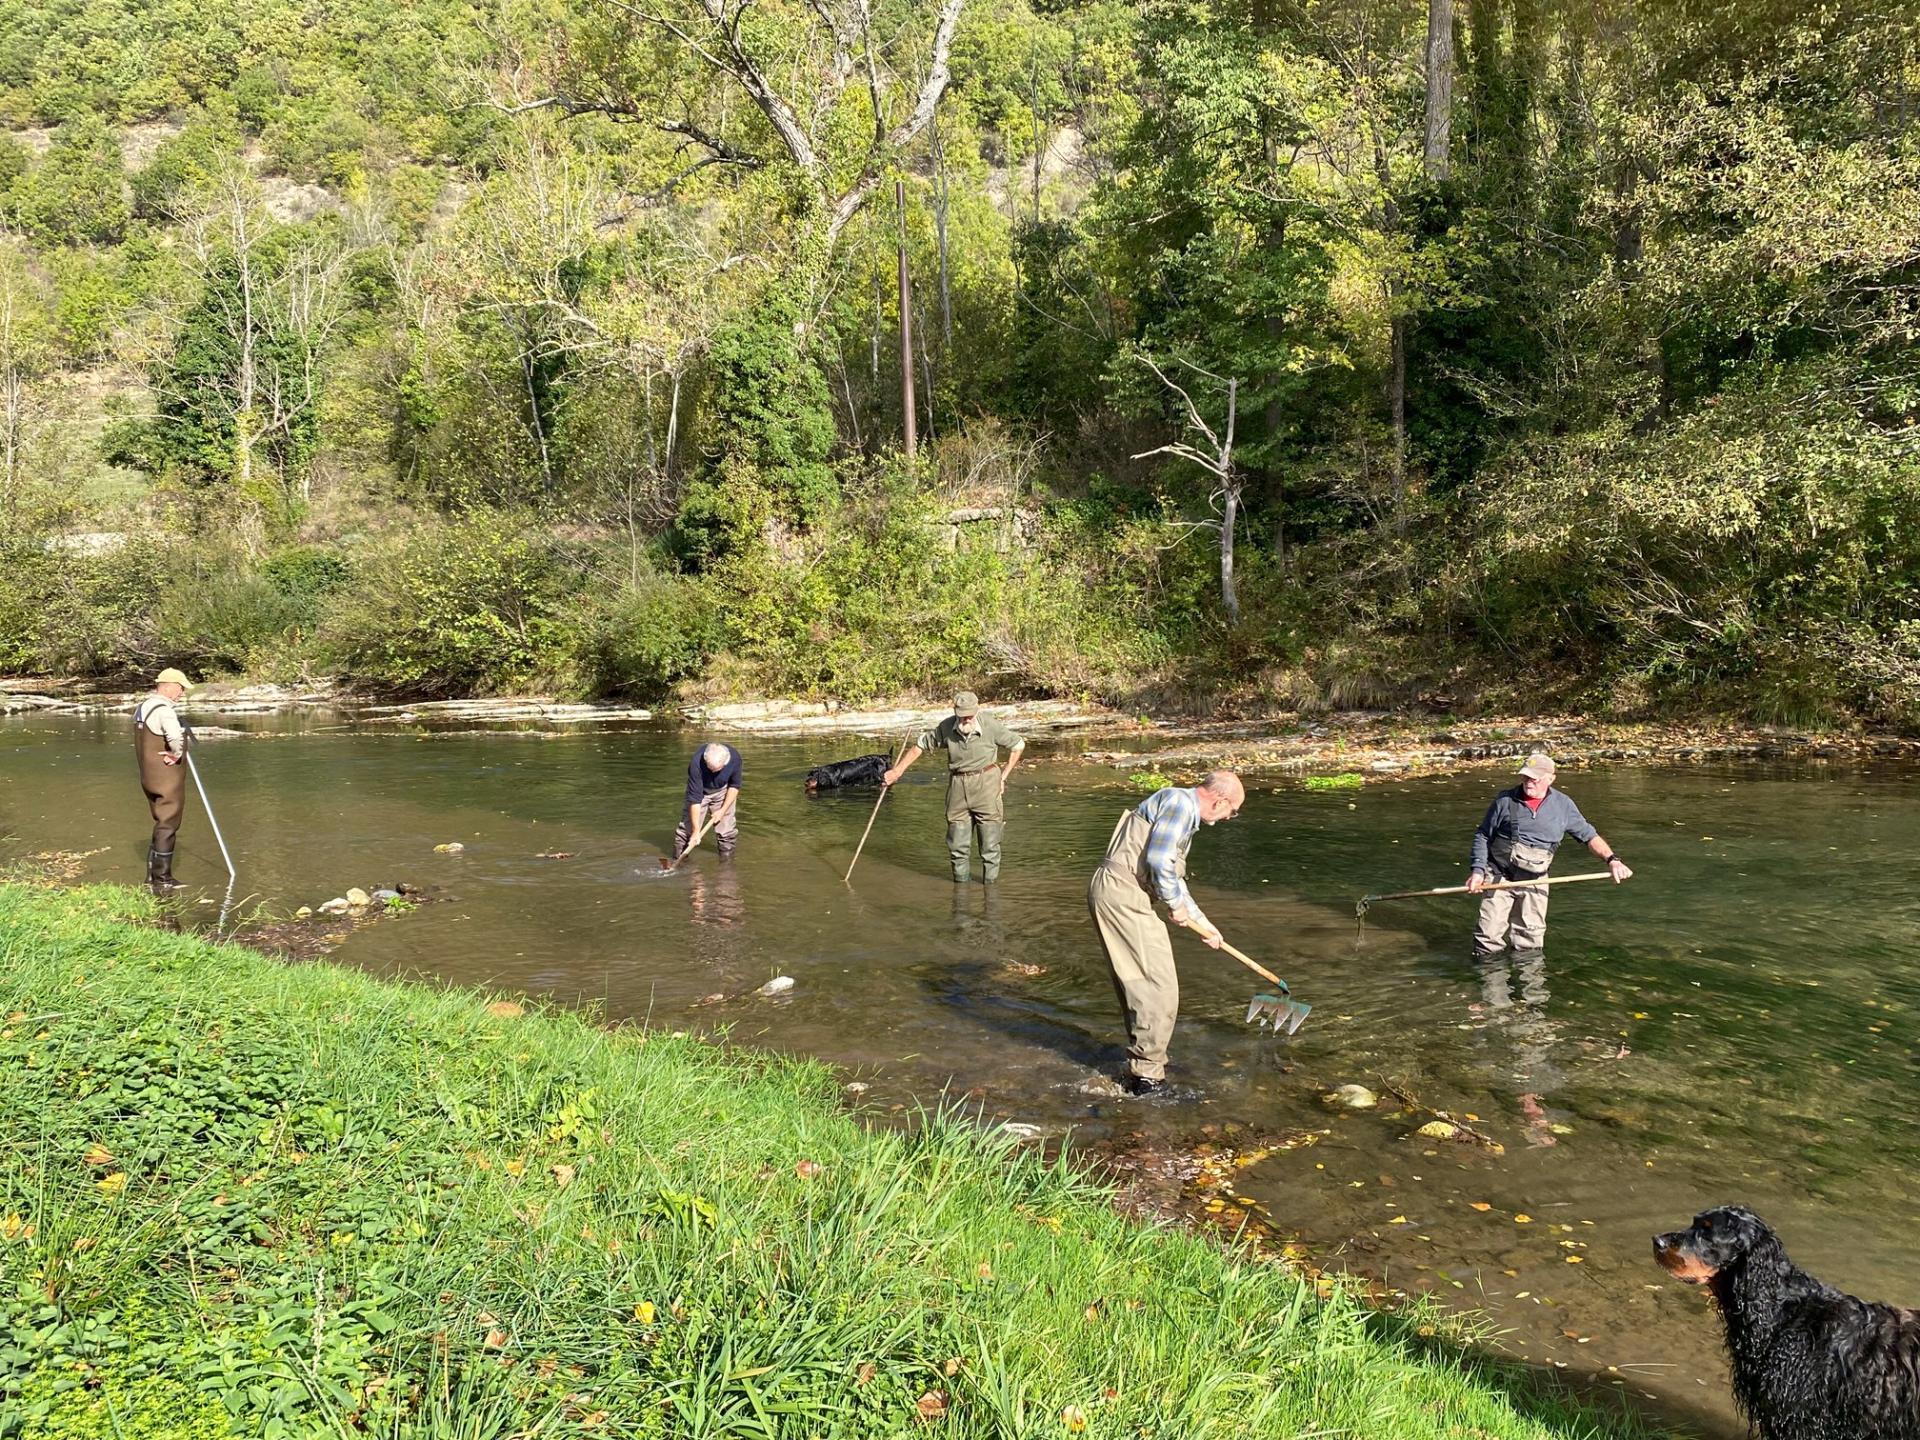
[675,792,739,858]
[1088,809,1184,1081]
[946,767,1004,883]
[135,719,185,885]
[1474,879,1549,953]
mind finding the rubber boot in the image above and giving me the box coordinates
[945,820,973,883]
[978,821,1005,883]
[147,847,181,890]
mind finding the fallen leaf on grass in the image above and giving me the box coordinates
[633,1302,655,1324]
[943,1357,962,1377]
[504,1158,526,1178]
[97,1172,127,1195]
[484,1329,509,1349]
[855,1363,877,1386]
[794,1160,822,1179]
[82,1143,113,1167]
[1061,1405,1088,1432]
[916,1390,949,1420]
[486,1001,524,1020]
[551,1164,576,1189]
[1,1214,32,1241]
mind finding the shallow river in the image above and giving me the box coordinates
[8,709,1920,1437]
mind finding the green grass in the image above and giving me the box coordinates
[0,885,1672,1439]
[1303,772,1366,791]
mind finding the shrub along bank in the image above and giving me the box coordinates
[0,885,1669,1439]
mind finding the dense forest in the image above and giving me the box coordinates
[0,0,1915,721]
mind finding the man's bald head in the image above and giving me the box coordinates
[1197,770,1244,823]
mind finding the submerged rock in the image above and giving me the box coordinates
[756,976,795,997]
[1321,1084,1379,1110]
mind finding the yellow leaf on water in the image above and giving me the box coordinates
[1388,1215,1408,1225]
[1469,1202,1493,1212]
[1514,1214,1532,1224]
[1565,1255,1584,1264]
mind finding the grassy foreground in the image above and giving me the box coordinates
[0,887,1669,1440]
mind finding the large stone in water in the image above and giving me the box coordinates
[1322,1084,1378,1110]
[345,887,372,908]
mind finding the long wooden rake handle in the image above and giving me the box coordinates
[661,810,712,872]
[1356,870,1614,916]
[843,733,913,885]
[1217,938,1288,993]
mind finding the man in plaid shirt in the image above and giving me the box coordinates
[1088,771,1245,1095]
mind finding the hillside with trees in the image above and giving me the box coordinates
[1,0,1915,723]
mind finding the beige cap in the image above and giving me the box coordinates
[1518,751,1556,781]
[952,690,980,717]
[154,668,194,690]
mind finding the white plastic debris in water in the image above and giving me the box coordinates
[756,976,796,997]
[1000,1122,1044,1140]
[433,842,465,853]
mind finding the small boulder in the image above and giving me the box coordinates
[433,842,465,854]
[757,976,795,997]
[293,905,312,919]
[1321,1084,1379,1111]
[318,898,349,915]
[372,889,401,902]
[1414,1119,1459,1140]
[345,887,372,908]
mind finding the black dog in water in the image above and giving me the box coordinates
[804,754,892,793]
[1653,1205,1920,1439]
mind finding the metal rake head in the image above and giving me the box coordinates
[1246,991,1311,1035]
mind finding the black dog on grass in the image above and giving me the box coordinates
[804,754,891,794]
[1653,1205,1920,1439]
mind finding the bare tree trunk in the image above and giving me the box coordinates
[896,179,917,459]
[932,120,954,346]
[521,347,554,493]
[1424,0,1455,181]
[1220,378,1240,625]
[1389,311,1407,525]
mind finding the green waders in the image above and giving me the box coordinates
[945,767,1005,883]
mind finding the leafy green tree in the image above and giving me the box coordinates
[11,116,128,245]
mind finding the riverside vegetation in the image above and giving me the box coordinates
[0,1,1915,721]
[0,884,1674,1438]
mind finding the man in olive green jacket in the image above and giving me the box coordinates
[883,691,1025,882]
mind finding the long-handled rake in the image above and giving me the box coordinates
[1217,938,1311,1035]
[659,810,712,872]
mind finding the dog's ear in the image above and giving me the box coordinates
[1724,1208,1792,1276]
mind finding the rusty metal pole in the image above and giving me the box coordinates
[897,178,917,460]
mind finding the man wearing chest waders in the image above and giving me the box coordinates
[1468,752,1631,953]
[883,691,1024,883]
[133,668,193,889]
[1089,771,1245,1096]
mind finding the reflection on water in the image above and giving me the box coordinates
[7,713,1920,1436]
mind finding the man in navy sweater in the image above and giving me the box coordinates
[676,742,741,860]
[1467,752,1630,953]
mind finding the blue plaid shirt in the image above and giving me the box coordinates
[1137,787,1210,930]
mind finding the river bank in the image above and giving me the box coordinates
[7,674,1913,781]
[0,884,1672,1440]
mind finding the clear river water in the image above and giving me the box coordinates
[8,707,1920,1438]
